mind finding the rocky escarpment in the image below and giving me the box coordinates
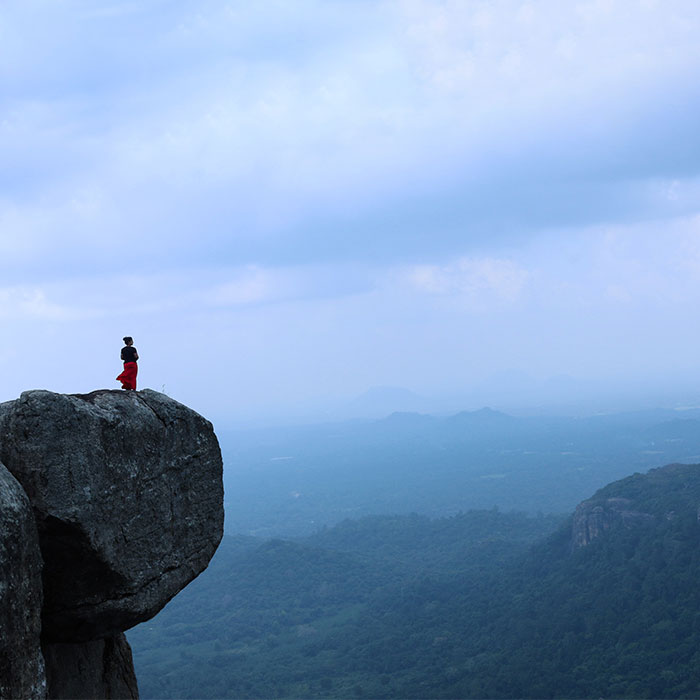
[0,389,224,699]
[569,462,700,550]
[571,496,655,549]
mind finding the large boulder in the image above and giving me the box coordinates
[0,389,224,642]
[43,634,138,700]
[0,462,46,699]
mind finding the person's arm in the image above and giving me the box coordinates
[134,351,139,361]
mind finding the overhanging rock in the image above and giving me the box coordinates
[0,389,224,643]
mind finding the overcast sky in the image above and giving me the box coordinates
[2,0,700,424]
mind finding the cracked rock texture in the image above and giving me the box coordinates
[43,634,139,700]
[0,389,224,642]
[0,463,46,699]
[0,388,224,699]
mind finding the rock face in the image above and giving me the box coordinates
[0,463,46,699]
[0,389,224,643]
[43,634,138,700]
[571,496,654,549]
[0,388,224,699]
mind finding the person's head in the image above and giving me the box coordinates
[123,336,133,346]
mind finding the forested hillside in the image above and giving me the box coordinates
[130,462,700,698]
[129,510,560,698]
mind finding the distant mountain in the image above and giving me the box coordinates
[380,411,436,428]
[343,386,434,417]
[446,406,514,422]
[444,406,519,435]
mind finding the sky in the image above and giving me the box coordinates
[2,0,700,425]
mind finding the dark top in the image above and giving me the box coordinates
[121,346,138,363]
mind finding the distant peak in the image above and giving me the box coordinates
[448,407,514,421]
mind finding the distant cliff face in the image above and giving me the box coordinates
[569,463,700,550]
[0,389,224,699]
[571,496,654,549]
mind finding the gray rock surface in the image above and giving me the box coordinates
[0,462,46,699]
[43,634,138,700]
[571,496,654,549]
[0,389,224,642]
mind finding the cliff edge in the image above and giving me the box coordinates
[570,462,700,550]
[0,389,224,699]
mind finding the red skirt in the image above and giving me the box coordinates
[116,362,138,390]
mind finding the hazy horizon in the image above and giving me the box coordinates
[212,377,700,430]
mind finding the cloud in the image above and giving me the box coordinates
[204,267,276,307]
[0,287,83,321]
[528,215,700,308]
[398,0,700,101]
[2,0,700,280]
[405,257,530,309]
[0,262,378,331]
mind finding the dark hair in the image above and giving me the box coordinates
[123,336,133,344]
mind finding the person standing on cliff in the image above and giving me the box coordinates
[116,336,139,390]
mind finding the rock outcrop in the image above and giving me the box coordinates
[571,496,654,549]
[0,463,46,699]
[42,634,138,700]
[0,389,224,699]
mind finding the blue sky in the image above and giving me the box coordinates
[2,1,700,424]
